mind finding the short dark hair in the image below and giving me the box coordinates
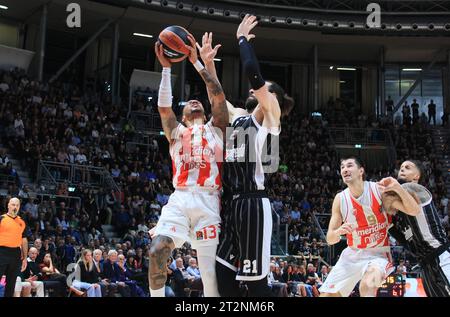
[406,159,425,184]
[267,81,294,117]
[340,156,366,180]
[340,156,365,168]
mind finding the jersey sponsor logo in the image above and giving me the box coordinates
[363,231,386,245]
[170,226,177,233]
[355,221,389,237]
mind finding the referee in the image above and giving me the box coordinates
[0,197,29,297]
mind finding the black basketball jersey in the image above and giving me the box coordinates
[223,114,279,196]
[392,197,448,259]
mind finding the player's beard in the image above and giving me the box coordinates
[397,177,408,184]
[245,96,258,113]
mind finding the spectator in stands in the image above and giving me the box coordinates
[385,96,394,117]
[411,99,420,124]
[103,249,131,297]
[0,149,9,173]
[39,253,67,297]
[317,265,329,284]
[395,259,407,277]
[17,247,45,297]
[92,248,114,297]
[402,101,411,126]
[297,265,314,297]
[267,263,288,297]
[172,257,194,297]
[306,263,320,296]
[428,99,437,125]
[72,249,102,297]
[117,254,146,297]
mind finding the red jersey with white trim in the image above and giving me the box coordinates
[340,181,392,249]
[169,121,223,190]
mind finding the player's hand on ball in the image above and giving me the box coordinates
[185,33,199,64]
[155,42,172,68]
[335,223,353,236]
[237,14,257,41]
[196,32,221,65]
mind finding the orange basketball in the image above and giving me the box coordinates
[158,25,191,63]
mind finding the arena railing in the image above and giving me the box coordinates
[37,160,120,193]
[328,127,394,146]
[129,111,163,135]
[271,209,288,255]
[0,173,17,186]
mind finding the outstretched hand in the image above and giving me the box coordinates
[196,32,221,65]
[236,14,258,41]
[185,33,199,64]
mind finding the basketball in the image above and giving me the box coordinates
[158,25,191,62]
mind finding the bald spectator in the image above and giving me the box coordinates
[17,247,45,297]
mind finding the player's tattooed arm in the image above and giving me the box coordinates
[199,68,228,131]
[185,33,228,131]
[148,235,175,290]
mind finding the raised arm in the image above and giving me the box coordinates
[237,15,281,128]
[198,32,246,123]
[185,34,228,132]
[155,42,179,142]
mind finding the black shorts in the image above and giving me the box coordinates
[216,193,273,281]
[420,248,450,297]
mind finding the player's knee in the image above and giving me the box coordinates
[360,269,383,292]
[149,236,173,261]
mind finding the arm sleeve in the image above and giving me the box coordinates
[158,67,173,107]
[238,36,265,90]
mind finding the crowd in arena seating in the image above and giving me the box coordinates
[1,68,449,297]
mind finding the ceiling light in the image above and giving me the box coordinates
[0,5,8,9]
[213,58,222,62]
[133,33,153,38]
[402,68,422,71]
[337,67,356,71]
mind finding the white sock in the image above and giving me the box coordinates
[196,244,220,297]
[150,286,165,297]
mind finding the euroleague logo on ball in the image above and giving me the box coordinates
[158,25,191,62]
